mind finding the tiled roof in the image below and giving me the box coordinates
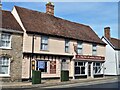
[110,38,120,50]
[15,6,105,45]
[0,10,23,31]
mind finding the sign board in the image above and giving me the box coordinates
[76,55,105,60]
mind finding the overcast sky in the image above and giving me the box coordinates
[2,1,118,38]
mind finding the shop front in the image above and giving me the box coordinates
[74,55,105,79]
[22,53,73,79]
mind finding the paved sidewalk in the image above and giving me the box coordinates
[1,76,118,89]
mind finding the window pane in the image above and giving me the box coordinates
[41,36,48,50]
[6,41,10,47]
[65,46,69,52]
[65,40,69,46]
[81,67,85,74]
[95,67,97,73]
[0,34,11,48]
[44,45,48,50]
[78,62,83,66]
[0,57,9,75]
[77,48,82,54]
[93,46,96,50]
[96,63,100,66]
[1,41,6,47]
[92,51,97,55]
[1,66,8,74]
[75,67,80,74]
[77,41,82,48]
[75,62,77,66]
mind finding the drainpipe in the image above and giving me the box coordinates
[115,51,118,75]
[29,34,35,81]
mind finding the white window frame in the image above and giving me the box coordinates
[77,41,83,54]
[40,36,49,51]
[75,62,86,75]
[65,39,70,53]
[0,33,12,49]
[0,57,10,77]
[93,62,102,75]
[92,44,97,56]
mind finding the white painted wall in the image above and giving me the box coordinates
[102,38,118,75]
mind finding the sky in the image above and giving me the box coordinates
[1,1,119,38]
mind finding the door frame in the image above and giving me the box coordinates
[88,62,92,77]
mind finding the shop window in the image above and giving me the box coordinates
[77,41,82,54]
[0,33,11,49]
[65,39,70,53]
[75,62,85,75]
[36,60,47,72]
[0,57,10,76]
[41,36,48,50]
[93,62,102,74]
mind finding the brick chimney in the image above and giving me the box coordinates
[104,27,111,40]
[46,2,54,15]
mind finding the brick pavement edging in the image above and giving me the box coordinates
[1,76,118,89]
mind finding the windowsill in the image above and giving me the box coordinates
[41,72,48,74]
[77,53,83,55]
[0,74,10,77]
[40,50,49,52]
[74,74,86,76]
[0,47,12,50]
[65,52,70,53]
[92,55,97,56]
[94,73,102,75]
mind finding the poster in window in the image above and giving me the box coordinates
[50,61,56,74]
[38,61,45,69]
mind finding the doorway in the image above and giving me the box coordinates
[88,62,91,77]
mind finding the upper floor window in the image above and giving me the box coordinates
[41,36,48,50]
[92,44,97,56]
[0,33,11,49]
[77,41,82,54]
[65,39,70,53]
[0,56,10,76]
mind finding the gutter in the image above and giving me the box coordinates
[0,28,23,34]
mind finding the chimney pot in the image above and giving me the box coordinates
[46,2,54,16]
[104,27,111,40]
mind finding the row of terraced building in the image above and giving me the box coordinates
[0,3,120,82]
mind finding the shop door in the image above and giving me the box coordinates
[88,63,91,77]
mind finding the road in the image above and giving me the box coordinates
[2,78,120,90]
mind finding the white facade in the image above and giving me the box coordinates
[102,37,120,75]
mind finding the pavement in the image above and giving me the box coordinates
[1,76,118,89]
